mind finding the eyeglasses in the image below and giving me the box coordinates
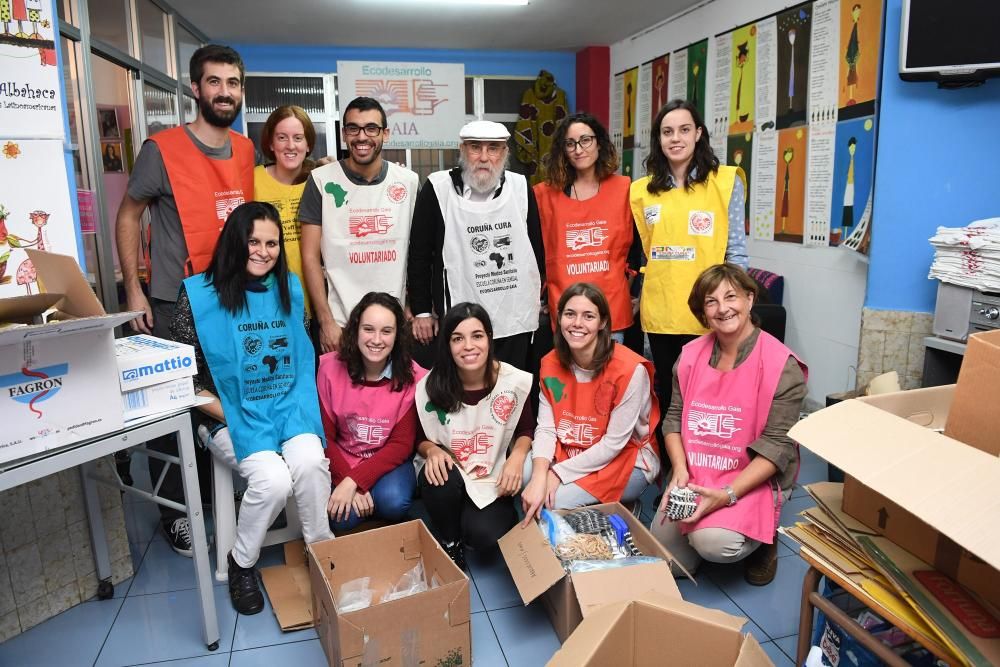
[343,123,385,137]
[464,141,507,157]
[563,135,596,152]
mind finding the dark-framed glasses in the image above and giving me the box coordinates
[344,123,385,137]
[564,135,596,152]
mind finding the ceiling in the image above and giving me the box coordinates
[168,0,698,51]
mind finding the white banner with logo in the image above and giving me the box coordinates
[336,61,465,149]
[0,0,64,139]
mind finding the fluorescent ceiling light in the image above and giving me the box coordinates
[399,0,529,5]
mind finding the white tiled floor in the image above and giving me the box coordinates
[0,448,830,666]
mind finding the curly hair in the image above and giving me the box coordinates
[644,99,719,195]
[542,112,619,191]
[337,292,415,391]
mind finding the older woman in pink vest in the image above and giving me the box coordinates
[650,264,806,586]
[317,292,426,533]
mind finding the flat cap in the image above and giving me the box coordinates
[459,120,510,141]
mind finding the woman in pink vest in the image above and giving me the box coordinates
[651,264,806,586]
[317,292,427,533]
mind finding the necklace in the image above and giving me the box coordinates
[572,180,600,201]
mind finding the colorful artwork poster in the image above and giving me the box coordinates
[728,25,757,135]
[622,148,635,180]
[649,54,669,125]
[829,115,875,246]
[0,0,62,139]
[727,132,754,234]
[776,3,812,130]
[772,126,808,243]
[838,0,882,120]
[686,39,708,121]
[0,139,80,296]
[622,67,639,150]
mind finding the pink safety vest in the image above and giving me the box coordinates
[677,330,805,544]
[316,352,426,468]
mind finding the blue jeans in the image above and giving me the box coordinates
[329,460,416,533]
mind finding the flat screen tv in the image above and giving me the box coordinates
[899,0,1000,84]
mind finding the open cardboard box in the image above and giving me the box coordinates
[789,372,1000,610]
[301,520,470,667]
[499,502,684,642]
[0,250,135,462]
[547,590,773,666]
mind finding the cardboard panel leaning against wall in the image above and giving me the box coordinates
[609,0,880,403]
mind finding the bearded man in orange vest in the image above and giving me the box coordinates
[115,44,254,558]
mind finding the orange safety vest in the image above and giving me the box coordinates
[534,175,634,332]
[152,126,254,277]
[539,344,660,502]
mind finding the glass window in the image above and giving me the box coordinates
[246,75,325,117]
[176,24,201,89]
[183,95,197,123]
[483,78,532,114]
[143,81,178,136]
[88,0,131,54]
[465,78,474,115]
[137,0,170,75]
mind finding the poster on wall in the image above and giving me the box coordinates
[773,127,808,243]
[750,129,778,240]
[669,47,688,107]
[804,0,841,247]
[829,116,875,247]
[0,139,79,296]
[727,133,753,234]
[710,34,732,160]
[640,53,669,158]
[621,67,638,152]
[729,25,757,135]
[0,0,63,139]
[838,0,881,120]
[685,40,708,121]
[612,71,624,172]
[336,61,465,149]
[775,3,812,130]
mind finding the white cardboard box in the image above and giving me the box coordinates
[121,376,196,421]
[115,335,196,392]
[0,250,134,463]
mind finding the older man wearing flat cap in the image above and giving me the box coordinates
[407,120,543,372]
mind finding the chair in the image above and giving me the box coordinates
[200,427,302,582]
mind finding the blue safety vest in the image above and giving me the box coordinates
[185,272,323,461]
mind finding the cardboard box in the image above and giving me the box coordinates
[547,591,773,666]
[307,521,470,667]
[115,335,197,420]
[499,502,683,642]
[789,384,1000,609]
[945,329,1000,456]
[0,250,133,463]
[260,541,314,631]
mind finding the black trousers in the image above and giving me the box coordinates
[418,465,517,550]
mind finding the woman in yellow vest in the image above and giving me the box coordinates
[629,99,748,413]
[253,105,317,317]
[522,283,660,521]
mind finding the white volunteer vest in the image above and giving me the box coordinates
[314,161,419,324]
[429,170,541,338]
[415,362,532,509]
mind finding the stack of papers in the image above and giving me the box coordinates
[928,218,1000,292]
[782,482,1000,667]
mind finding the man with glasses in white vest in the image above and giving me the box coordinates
[407,120,544,372]
[300,96,419,352]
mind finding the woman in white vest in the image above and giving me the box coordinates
[414,303,534,569]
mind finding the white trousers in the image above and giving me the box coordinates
[206,428,332,568]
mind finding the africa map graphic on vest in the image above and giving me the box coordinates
[325,182,348,208]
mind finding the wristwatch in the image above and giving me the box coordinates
[723,485,738,507]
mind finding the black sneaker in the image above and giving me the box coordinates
[442,540,467,571]
[162,518,193,557]
[227,552,265,615]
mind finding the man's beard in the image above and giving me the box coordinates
[198,94,241,128]
[459,154,507,194]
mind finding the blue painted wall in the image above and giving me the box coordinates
[234,44,576,109]
[868,0,1000,312]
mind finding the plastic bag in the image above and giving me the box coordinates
[567,556,663,573]
[337,576,373,612]
[382,561,429,603]
[539,508,577,547]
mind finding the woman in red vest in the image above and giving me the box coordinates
[651,264,806,586]
[317,292,426,533]
[533,113,640,341]
[522,283,660,522]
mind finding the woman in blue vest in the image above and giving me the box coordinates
[170,201,332,615]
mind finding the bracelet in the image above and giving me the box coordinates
[723,485,738,507]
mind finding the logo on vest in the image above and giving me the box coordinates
[565,227,607,251]
[215,196,245,222]
[651,245,696,261]
[451,431,493,477]
[386,182,408,204]
[557,418,597,448]
[470,235,490,254]
[688,210,714,236]
[491,390,518,425]
[687,409,741,438]
[325,182,349,208]
[243,334,263,356]
[349,214,393,237]
[643,205,661,224]
[347,415,386,452]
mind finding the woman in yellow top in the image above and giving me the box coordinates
[629,99,749,412]
[253,105,317,316]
